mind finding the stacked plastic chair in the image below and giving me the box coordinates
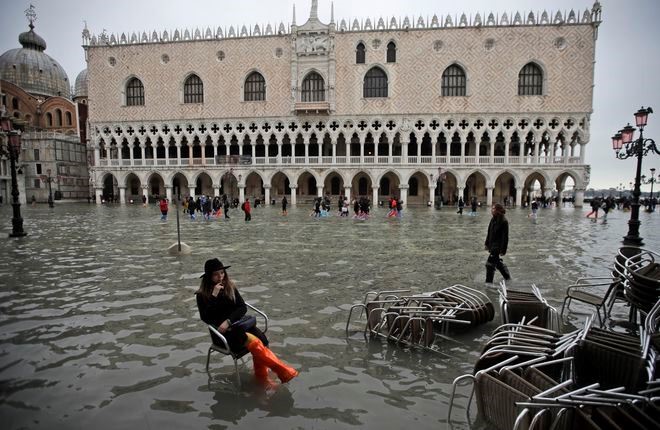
[622,249,660,315]
[500,283,560,331]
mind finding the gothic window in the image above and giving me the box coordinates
[356,42,366,64]
[301,72,325,102]
[386,41,396,63]
[244,71,266,101]
[65,111,72,126]
[126,77,145,106]
[518,62,543,95]
[12,97,19,110]
[363,67,388,98]
[184,74,204,103]
[441,64,466,96]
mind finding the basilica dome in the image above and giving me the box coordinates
[74,68,88,99]
[0,23,71,99]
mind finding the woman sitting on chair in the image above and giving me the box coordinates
[196,258,298,387]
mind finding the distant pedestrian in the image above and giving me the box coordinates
[586,197,600,219]
[142,195,147,207]
[223,196,230,219]
[242,198,252,221]
[484,203,511,284]
[159,198,169,221]
[469,197,478,216]
[281,196,288,215]
[457,197,464,215]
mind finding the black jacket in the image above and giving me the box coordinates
[485,216,509,255]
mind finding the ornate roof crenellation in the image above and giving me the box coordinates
[82,2,602,47]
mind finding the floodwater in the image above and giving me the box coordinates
[0,202,658,430]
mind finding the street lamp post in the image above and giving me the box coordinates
[611,107,659,246]
[641,167,657,212]
[46,169,54,208]
[0,114,27,237]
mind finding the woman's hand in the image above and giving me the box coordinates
[218,319,230,333]
[211,282,224,297]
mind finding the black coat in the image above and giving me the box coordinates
[485,216,509,255]
[196,288,267,352]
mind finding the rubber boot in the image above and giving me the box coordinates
[253,355,277,390]
[246,335,298,383]
[485,266,495,284]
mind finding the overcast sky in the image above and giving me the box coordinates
[1,0,659,191]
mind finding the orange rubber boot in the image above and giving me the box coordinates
[246,334,298,383]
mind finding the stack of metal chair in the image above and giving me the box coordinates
[345,285,494,350]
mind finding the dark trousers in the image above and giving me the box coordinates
[486,252,511,283]
[245,211,251,221]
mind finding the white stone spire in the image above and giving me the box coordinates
[292,4,296,25]
[310,0,318,20]
[330,2,334,24]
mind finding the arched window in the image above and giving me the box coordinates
[363,67,388,98]
[12,97,19,110]
[518,62,543,95]
[56,109,63,126]
[65,111,72,126]
[386,41,396,63]
[244,72,266,101]
[301,72,325,102]
[184,74,204,103]
[356,42,366,64]
[46,112,52,127]
[126,77,145,106]
[441,65,466,96]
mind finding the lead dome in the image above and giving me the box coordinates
[0,22,71,99]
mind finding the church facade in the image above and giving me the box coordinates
[84,1,602,207]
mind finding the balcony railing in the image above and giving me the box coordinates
[97,154,585,168]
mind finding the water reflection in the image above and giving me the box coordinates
[0,203,658,429]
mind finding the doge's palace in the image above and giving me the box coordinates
[83,0,602,207]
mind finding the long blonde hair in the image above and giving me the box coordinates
[197,269,237,302]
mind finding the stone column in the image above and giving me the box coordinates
[372,185,379,206]
[119,187,126,204]
[515,187,523,207]
[264,185,271,205]
[486,187,493,207]
[460,135,465,163]
[277,141,283,164]
[398,185,408,207]
[388,142,393,164]
[214,184,220,197]
[344,186,352,200]
[142,186,149,203]
[317,185,323,198]
[543,187,554,201]
[457,186,465,202]
[579,142,586,163]
[429,184,437,207]
[176,143,182,165]
[304,142,309,164]
[574,188,585,208]
[332,142,337,164]
[94,146,100,167]
[165,186,172,202]
[239,186,245,203]
[401,139,408,164]
[140,143,146,165]
[345,140,350,162]
[359,138,364,164]
[504,140,510,164]
[189,186,196,199]
[95,187,103,205]
[290,185,298,205]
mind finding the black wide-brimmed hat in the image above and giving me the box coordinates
[200,258,231,278]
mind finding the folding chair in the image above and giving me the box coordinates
[205,303,268,386]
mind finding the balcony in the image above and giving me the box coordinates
[294,101,330,114]
[97,155,585,168]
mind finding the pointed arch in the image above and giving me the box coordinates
[125,76,145,106]
[244,71,266,101]
[518,62,543,95]
[363,66,388,98]
[441,64,466,96]
[301,71,325,102]
[183,73,204,103]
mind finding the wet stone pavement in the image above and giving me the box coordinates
[0,202,658,429]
